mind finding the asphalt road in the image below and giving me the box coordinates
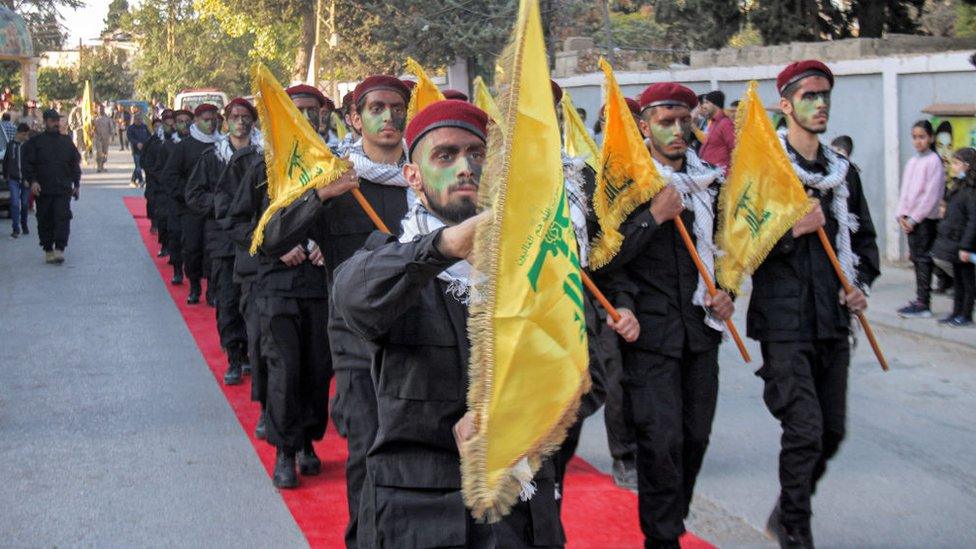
[2,149,975,548]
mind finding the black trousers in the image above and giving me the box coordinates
[154,195,170,249]
[757,339,849,530]
[599,308,637,462]
[358,461,564,549]
[907,219,938,305]
[952,261,976,320]
[36,193,72,251]
[240,282,267,405]
[333,368,378,549]
[180,210,207,281]
[212,257,247,353]
[168,204,183,270]
[258,295,332,450]
[623,345,719,545]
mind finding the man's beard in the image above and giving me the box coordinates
[790,111,827,135]
[652,140,686,161]
[424,183,478,225]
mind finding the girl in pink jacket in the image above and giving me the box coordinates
[897,120,946,318]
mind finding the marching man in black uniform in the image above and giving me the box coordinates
[161,103,220,304]
[597,83,733,549]
[258,75,411,547]
[333,100,565,548]
[754,60,879,549]
[185,98,260,386]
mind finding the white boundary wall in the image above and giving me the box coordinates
[556,51,975,261]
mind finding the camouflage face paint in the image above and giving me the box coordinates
[196,119,213,134]
[362,107,406,136]
[792,92,830,127]
[650,122,680,148]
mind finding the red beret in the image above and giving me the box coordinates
[341,91,354,110]
[174,109,193,119]
[550,80,563,104]
[638,83,698,111]
[442,89,469,101]
[193,103,219,117]
[285,84,335,111]
[405,100,488,160]
[160,109,175,120]
[354,75,411,107]
[401,79,417,90]
[625,98,640,116]
[224,97,257,120]
[777,60,834,95]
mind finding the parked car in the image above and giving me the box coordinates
[174,89,228,113]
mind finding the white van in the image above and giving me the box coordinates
[174,89,228,112]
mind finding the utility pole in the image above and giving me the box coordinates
[602,0,615,67]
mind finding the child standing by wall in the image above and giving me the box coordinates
[897,121,946,318]
[932,147,976,327]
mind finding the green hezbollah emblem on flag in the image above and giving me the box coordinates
[463,0,589,523]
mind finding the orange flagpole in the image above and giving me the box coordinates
[816,227,888,371]
[673,217,752,363]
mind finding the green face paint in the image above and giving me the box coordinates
[792,92,830,127]
[650,122,680,148]
[196,119,213,134]
[362,107,406,136]
[417,141,472,191]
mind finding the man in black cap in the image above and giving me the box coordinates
[23,109,81,264]
[698,90,735,173]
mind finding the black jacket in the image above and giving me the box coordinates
[594,162,722,359]
[2,139,24,181]
[22,130,81,195]
[260,178,409,371]
[186,147,236,258]
[220,146,263,282]
[228,157,327,298]
[746,144,880,342]
[160,135,213,209]
[932,183,976,262]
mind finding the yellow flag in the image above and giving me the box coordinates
[331,110,347,140]
[472,75,502,124]
[464,0,588,523]
[561,91,600,173]
[81,81,93,152]
[715,81,812,293]
[588,58,666,269]
[249,63,352,254]
[404,57,445,122]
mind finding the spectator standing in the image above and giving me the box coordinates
[896,121,945,318]
[21,101,39,132]
[93,105,114,172]
[114,104,129,151]
[23,109,81,264]
[4,123,30,237]
[932,147,976,327]
[126,107,151,187]
[697,90,736,173]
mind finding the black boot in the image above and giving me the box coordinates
[223,361,242,386]
[273,447,299,489]
[171,268,184,285]
[298,441,321,476]
[187,279,201,304]
[254,408,267,440]
[767,500,814,549]
[157,247,169,258]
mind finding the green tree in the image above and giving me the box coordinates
[79,46,134,100]
[1,0,84,51]
[102,0,129,34]
[37,66,79,100]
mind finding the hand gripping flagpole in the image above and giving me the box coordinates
[816,227,888,371]
[673,216,752,363]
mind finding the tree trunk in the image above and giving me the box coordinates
[291,2,316,83]
[857,0,886,37]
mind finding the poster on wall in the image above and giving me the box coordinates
[923,103,976,180]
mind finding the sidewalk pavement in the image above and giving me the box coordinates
[867,261,976,350]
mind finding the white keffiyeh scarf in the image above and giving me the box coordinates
[189,123,219,144]
[399,201,483,305]
[562,153,591,269]
[215,128,264,164]
[650,146,725,331]
[777,128,859,285]
[347,138,409,188]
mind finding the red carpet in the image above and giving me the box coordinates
[125,196,713,549]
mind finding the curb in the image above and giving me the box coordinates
[867,309,976,351]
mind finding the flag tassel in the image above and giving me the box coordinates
[816,227,888,371]
[673,217,751,363]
